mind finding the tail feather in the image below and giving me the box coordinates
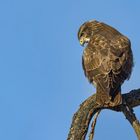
[96,86,122,107]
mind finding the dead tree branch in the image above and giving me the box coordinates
[67,89,140,140]
[89,110,101,140]
[121,103,140,139]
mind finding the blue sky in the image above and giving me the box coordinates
[0,0,140,140]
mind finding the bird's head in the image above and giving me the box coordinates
[78,20,100,47]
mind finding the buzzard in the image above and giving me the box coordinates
[78,20,133,107]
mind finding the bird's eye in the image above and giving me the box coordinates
[80,33,84,37]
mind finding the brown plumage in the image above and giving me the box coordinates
[78,20,133,107]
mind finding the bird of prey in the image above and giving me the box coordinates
[78,20,133,107]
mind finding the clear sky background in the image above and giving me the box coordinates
[0,0,140,140]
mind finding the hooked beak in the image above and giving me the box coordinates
[79,36,85,46]
[80,40,84,46]
[80,37,90,47]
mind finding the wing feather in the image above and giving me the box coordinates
[82,34,133,93]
